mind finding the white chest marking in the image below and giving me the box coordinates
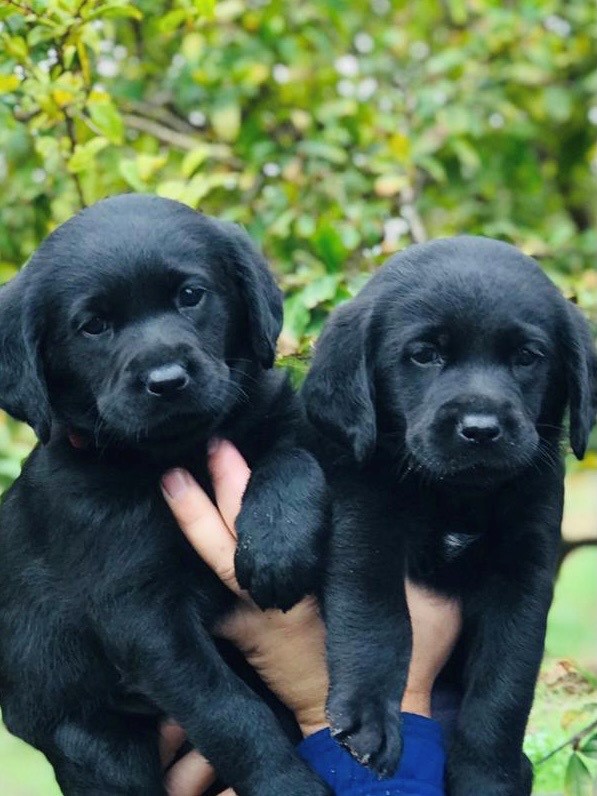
[443,532,481,561]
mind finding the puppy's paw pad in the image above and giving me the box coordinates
[328,694,402,776]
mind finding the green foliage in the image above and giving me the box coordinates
[0,5,596,790]
[1,0,596,345]
[565,743,597,796]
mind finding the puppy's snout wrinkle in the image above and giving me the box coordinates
[146,363,189,397]
[457,413,502,444]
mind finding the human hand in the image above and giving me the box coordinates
[159,440,329,794]
[403,580,462,718]
[159,440,462,793]
[161,439,329,738]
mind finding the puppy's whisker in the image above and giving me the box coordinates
[225,378,251,405]
[228,365,260,390]
[536,423,564,433]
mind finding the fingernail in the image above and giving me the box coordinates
[161,469,189,500]
[208,437,222,455]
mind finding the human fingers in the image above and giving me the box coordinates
[161,468,242,597]
[207,439,251,536]
[159,721,186,768]
[165,751,217,796]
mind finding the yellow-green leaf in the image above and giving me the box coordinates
[77,40,91,85]
[136,154,168,182]
[52,88,75,107]
[0,75,21,94]
[210,100,241,143]
[88,100,124,145]
[4,36,28,60]
[181,146,210,179]
[119,159,146,192]
[194,0,216,16]
[85,3,143,22]
[67,137,109,173]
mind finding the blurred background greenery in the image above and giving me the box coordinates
[0,0,596,793]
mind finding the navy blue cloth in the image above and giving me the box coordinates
[297,713,445,796]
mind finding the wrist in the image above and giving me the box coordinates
[295,707,329,738]
[400,689,432,718]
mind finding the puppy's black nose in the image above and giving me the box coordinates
[457,414,501,444]
[146,364,189,397]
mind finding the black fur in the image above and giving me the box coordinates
[0,194,329,796]
[302,237,597,795]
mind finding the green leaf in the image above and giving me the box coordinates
[312,223,347,272]
[67,137,109,173]
[194,0,216,15]
[3,35,28,60]
[298,275,341,308]
[181,146,210,179]
[157,9,188,33]
[452,139,482,175]
[136,154,168,182]
[580,734,597,759]
[282,293,310,343]
[564,753,593,796]
[88,100,124,145]
[298,140,348,165]
[0,6,23,19]
[118,159,147,193]
[446,0,467,24]
[85,3,143,22]
[210,99,241,143]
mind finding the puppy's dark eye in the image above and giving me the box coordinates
[410,344,444,367]
[81,316,109,337]
[179,286,205,308]
[513,346,543,367]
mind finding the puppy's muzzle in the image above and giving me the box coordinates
[435,395,521,450]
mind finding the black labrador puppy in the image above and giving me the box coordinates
[302,237,597,795]
[0,194,329,796]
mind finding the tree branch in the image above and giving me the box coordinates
[121,114,200,151]
[558,537,597,571]
[400,181,428,244]
[536,718,597,765]
[123,99,198,136]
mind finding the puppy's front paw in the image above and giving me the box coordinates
[234,525,314,611]
[327,690,403,777]
[234,455,326,611]
[234,503,323,611]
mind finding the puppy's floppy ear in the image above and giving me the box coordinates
[0,269,51,442]
[219,222,283,368]
[563,302,597,460]
[302,301,376,463]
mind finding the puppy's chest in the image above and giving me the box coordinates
[404,510,493,592]
[39,453,213,579]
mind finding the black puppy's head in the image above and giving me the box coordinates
[0,194,282,448]
[303,237,596,485]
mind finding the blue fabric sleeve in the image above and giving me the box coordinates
[297,713,445,796]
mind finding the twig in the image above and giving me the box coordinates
[4,0,35,14]
[536,718,597,765]
[121,114,200,151]
[558,537,597,571]
[64,113,87,208]
[400,181,428,244]
[123,99,198,136]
